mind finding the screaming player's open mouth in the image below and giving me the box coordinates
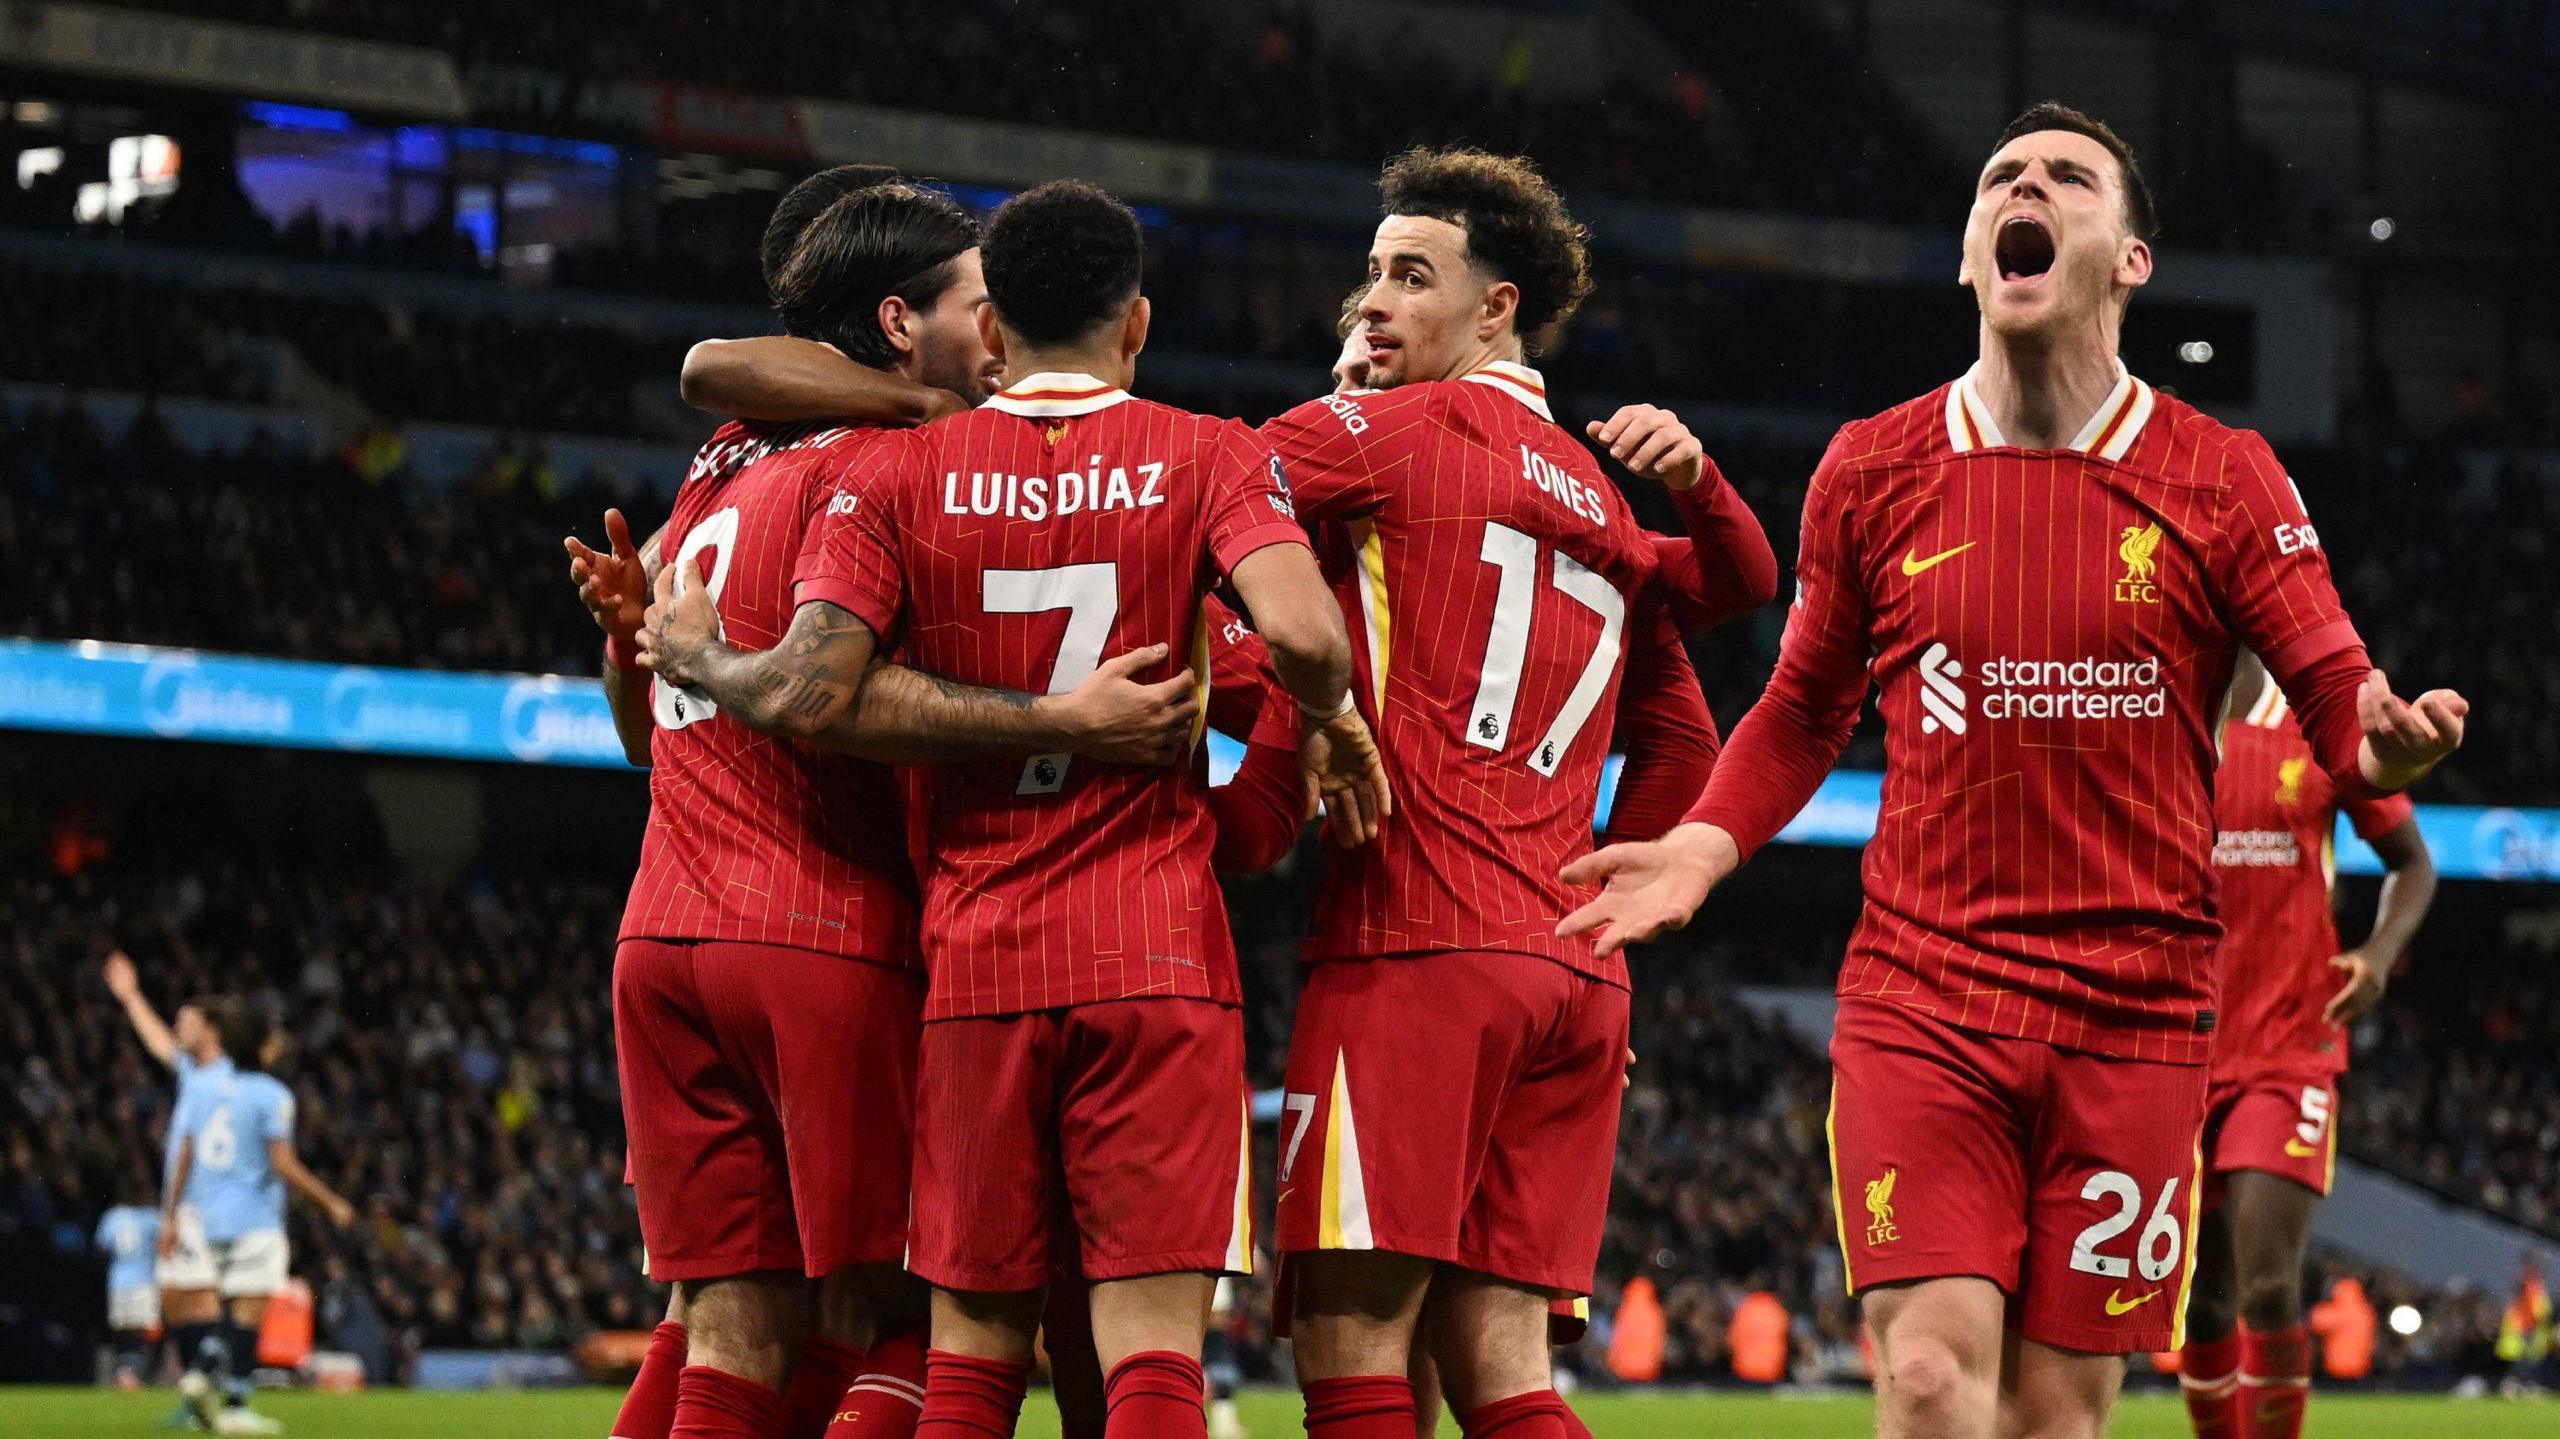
[1997,215,2056,283]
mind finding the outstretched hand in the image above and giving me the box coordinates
[565,508,651,642]
[1587,404,1706,491]
[2355,668,2467,791]
[1556,823,1739,957]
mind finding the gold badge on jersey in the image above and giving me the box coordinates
[1864,1167,1901,1247]
[2114,522,2164,604]
[1043,419,1070,447]
[2275,756,2308,806]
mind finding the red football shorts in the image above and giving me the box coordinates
[2201,1072,2338,1202]
[1826,997,2208,1354]
[908,998,1252,1293]
[614,937,923,1283]
[1275,951,1629,1296]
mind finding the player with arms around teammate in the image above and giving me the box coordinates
[645,179,1376,1439]
[570,181,1210,1439]
[1559,103,2466,1439]
[2178,652,2434,1439]
[1253,147,1751,1439]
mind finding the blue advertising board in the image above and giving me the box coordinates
[2,639,2548,882]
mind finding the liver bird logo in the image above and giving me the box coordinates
[1863,1166,1900,1246]
[2276,756,2309,806]
[2118,522,2164,584]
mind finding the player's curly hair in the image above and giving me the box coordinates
[981,180,1146,348]
[1993,102,2159,242]
[772,182,981,368]
[761,163,904,295]
[1377,146,1593,342]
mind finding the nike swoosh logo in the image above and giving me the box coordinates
[2105,1288,2161,1316]
[2284,1139,2320,1158]
[1901,542,1977,577]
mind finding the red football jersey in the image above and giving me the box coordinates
[1689,364,2370,1063]
[2209,687,2412,1082]
[619,420,920,965]
[1261,362,1664,987]
[796,372,1307,1020]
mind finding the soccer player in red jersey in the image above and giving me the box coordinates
[643,179,1381,1439]
[2178,652,2433,1439]
[1558,103,2467,1439]
[569,180,1204,1439]
[1251,147,1766,1439]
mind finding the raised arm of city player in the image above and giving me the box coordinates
[680,336,965,425]
[101,950,178,1070]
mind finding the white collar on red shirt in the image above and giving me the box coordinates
[2239,681,2291,730]
[982,371,1131,418]
[1459,360,1553,421]
[1945,359,2155,461]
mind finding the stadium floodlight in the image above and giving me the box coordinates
[2389,1304,2422,1336]
[2178,341,2215,364]
[2368,217,2397,242]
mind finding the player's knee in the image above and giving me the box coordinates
[1881,1338,1981,1414]
[2238,1267,2304,1329]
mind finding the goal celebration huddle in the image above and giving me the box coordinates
[558,103,2465,1439]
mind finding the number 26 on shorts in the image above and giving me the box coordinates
[2067,1170,2184,1283]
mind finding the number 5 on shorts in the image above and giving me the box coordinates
[2068,1170,2183,1283]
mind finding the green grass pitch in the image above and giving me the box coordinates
[7,1386,2546,1438]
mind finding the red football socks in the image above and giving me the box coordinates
[915,1350,1029,1439]
[1103,1351,1207,1439]
[786,1338,869,1439]
[2178,1330,2243,1439]
[1303,1375,1419,1439]
[609,1321,687,1439]
[1458,1390,1574,1438]
[2240,1325,2311,1439]
[672,1365,782,1439]
[830,1326,930,1439]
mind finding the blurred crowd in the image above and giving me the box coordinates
[0,403,643,676]
[0,263,679,439]
[2346,960,2560,1235]
[121,1,1950,224]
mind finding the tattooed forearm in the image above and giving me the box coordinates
[670,598,1074,761]
[828,664,1064,762]
[919,670,1038,710]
